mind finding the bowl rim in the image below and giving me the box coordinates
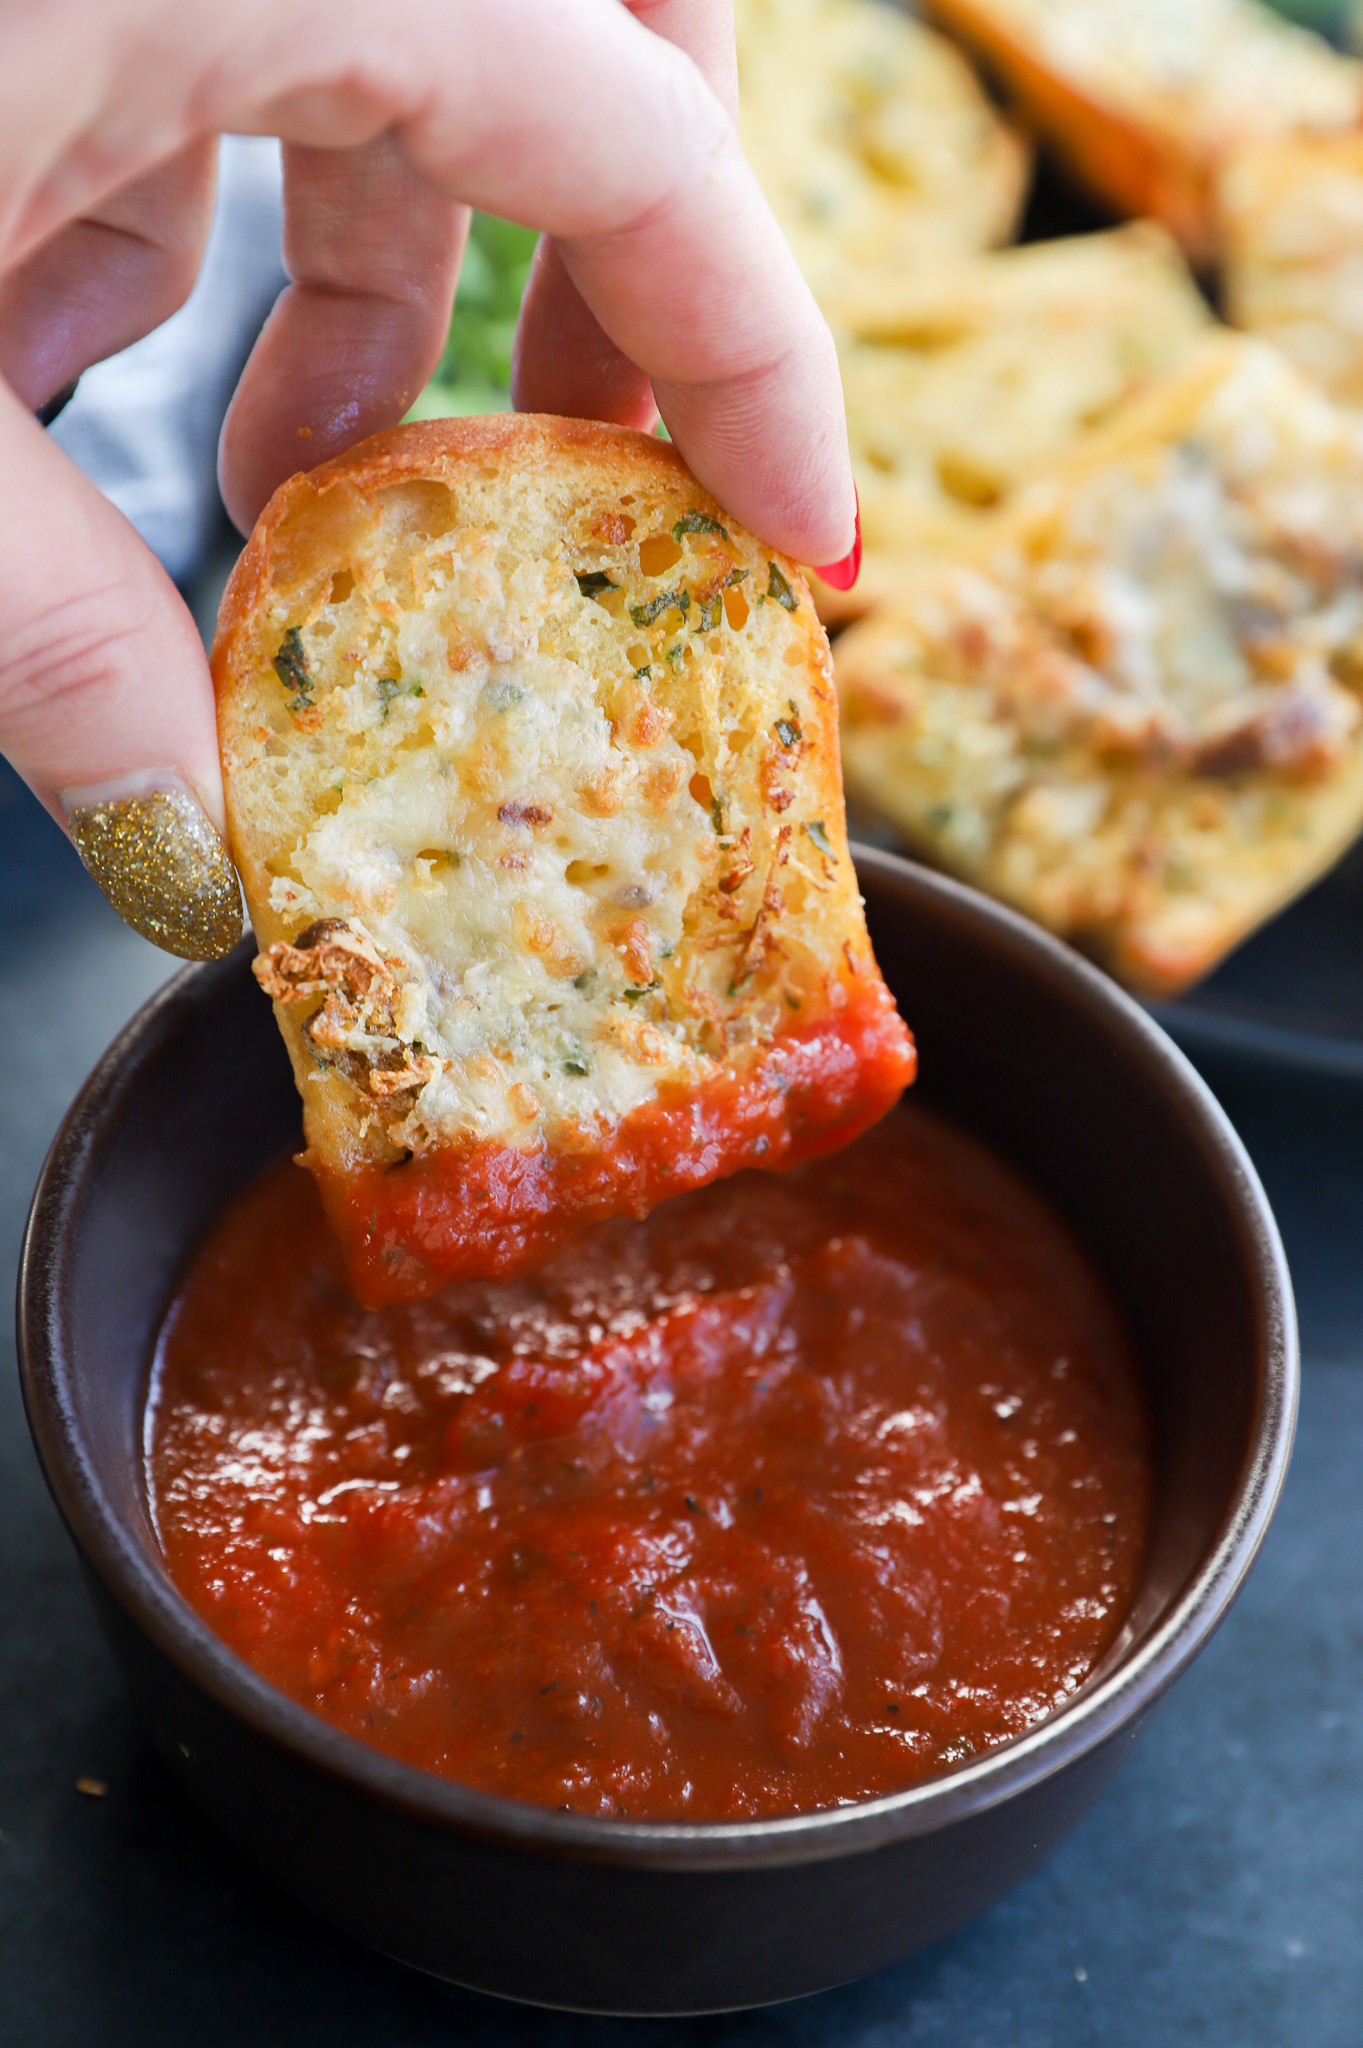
[17,848,1298,1872]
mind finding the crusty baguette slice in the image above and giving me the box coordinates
[734,0,1029,325]
[922,0,1363,264]
[213,415,914,1305]
[812,223,1213,624]
[1220,129,1363,404]
[836,334,1363,996]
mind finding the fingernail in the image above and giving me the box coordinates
[813,489,861,592]
[61,773,244,962]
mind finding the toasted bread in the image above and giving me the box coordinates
[813,223,1213,623]
[734,0,1029,323]
[1221,129,1363,404]
[213,415,913,1305]
[836,334,1363,995]
[922,0,1363,264]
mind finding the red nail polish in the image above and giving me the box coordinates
[813,490,861,592]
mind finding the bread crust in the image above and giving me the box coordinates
[213,414,913,1302]
[835,334,1363,995]
[923,0,1363,264]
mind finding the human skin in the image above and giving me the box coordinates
[0,0,855,894]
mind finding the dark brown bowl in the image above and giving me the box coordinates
[16,849,1296,2014]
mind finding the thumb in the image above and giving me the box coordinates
[0,382,241,959]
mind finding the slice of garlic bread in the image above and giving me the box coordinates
[734,0,1029,324]
[1221,130,1363,405]
[213,415,914,1305]
[815,223,1213,623]
[923,0,1362,263]
[836,334,1363,996]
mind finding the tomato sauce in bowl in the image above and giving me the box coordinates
[146,1104,1150,1822]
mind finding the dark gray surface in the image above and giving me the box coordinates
[2,759,1361,2045]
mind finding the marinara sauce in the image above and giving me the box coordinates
[147,1105,1150,1821]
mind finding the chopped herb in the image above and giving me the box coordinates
[767,562,798,610]
[726,566,749,586]
[803,819,835,858]
[562,1056,590,1077]
[665,643,684,670]
[332,781,344,795]
[575,570,617,599]
[711,795,725,834]
[672,508,729,543]
[623,978,661,1003]
[273,626,313,711]
[480,677,523,713]
[633,663,652,680]
[573,969,595,993]
[694,592,723,632]
[376,675,424,718]
[775,716,802,747]
[785,991,801,1010]
[629,587,690,628]
[927,802,956,830]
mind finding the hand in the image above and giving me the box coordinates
[0,0,856,957]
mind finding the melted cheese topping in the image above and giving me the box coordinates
[243,488,850,1159]
[839,226,1211,569]
[836,336,1363,991]
[1221,134,1363,407]
[735,0,1026,315]
[978,0,1361,149]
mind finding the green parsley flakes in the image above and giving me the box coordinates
[377,675,424,718]
[629,588,691,628]
[272,627,313,712]
[672,509,730,543]
[767,562,798,611]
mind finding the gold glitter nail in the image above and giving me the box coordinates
[66,789,243,961]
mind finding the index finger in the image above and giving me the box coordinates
[231,0,854,565]
[512,0,736,462]
[409,2,852,563]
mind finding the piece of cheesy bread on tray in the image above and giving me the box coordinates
[921,0,1363,264]
[734,0,1029,325]
[1220,130,1363,406]
[814,224,1213,623]
[213,414,914,1307]
[836,334,1363,997]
